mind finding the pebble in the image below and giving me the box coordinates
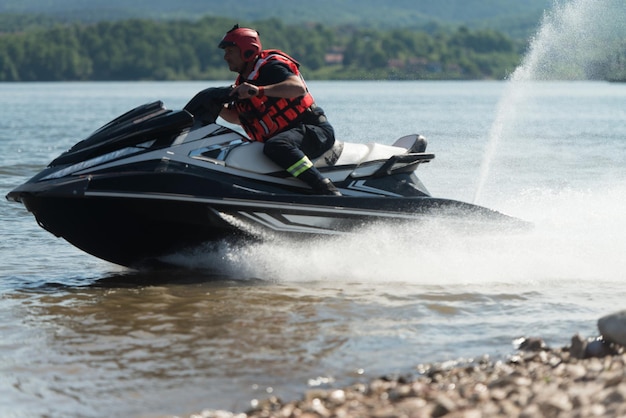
[183,310,626,418]
[598,310,626,346]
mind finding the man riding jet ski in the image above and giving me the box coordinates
[5,83,525,268]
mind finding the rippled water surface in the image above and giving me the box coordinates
[1,80,625,417]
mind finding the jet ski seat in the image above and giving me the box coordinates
[329,134,427,168]
[225,140,345,174]
[225,134,427,174]
[225,142,283,174]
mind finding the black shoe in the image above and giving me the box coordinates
[298,168,342,196]
[316,178,342,196]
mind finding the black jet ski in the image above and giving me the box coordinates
[6,87,526,268]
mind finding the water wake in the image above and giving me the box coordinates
[165,182,626,288]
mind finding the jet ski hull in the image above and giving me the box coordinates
[10,174,523,268]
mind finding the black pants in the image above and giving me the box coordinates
[263,121,335,182]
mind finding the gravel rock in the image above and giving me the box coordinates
[185,310,626,418]
[598,310,626,346]
[187,337,626,418]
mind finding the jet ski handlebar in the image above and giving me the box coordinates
[183,86,235,126]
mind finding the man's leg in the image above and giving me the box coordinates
[264,127,341,196]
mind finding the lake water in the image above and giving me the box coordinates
[1,80,625,417]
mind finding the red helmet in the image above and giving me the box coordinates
[218,25,262,62]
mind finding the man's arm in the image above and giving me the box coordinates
[231,75,306,100]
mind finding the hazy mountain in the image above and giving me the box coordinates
[0,0,551,38]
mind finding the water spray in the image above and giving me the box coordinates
[473,0,626,203]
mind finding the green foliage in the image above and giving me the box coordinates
[0,16,531,81]
[0,13,60,32]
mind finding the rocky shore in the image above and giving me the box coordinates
[185,311,626,418]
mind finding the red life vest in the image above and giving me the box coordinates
[233,49,315,142]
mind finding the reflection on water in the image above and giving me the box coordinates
[3,274,357,416]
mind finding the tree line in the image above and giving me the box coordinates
[0,15,566,82]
